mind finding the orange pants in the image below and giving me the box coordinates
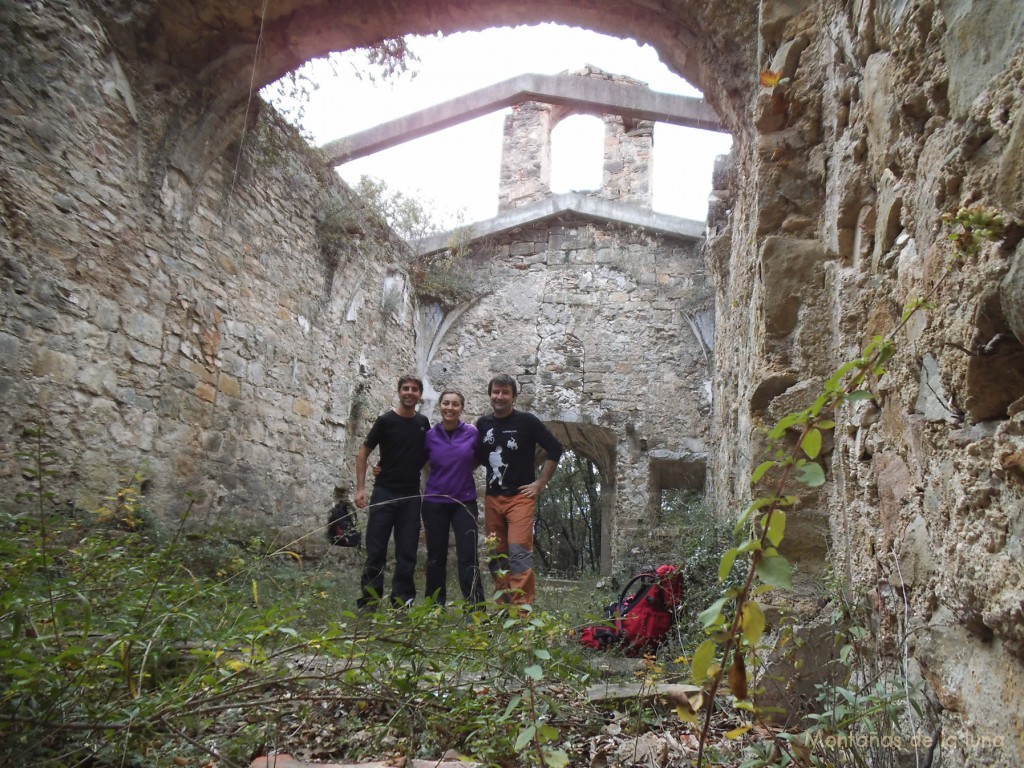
[484,493,536,607]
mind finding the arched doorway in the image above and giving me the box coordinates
[543,421,617,575]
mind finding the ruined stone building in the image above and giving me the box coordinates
[399,66,717,573]
[1,0,1022,761]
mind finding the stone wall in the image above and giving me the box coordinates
[708,0,1024,761]
[2,0,1024,761]
[0,0,417,551]
[420,217,713,570]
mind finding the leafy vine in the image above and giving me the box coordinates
[692,204,1014,767]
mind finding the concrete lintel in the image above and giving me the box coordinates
[414,192,705,256]
[322,73,725,164]
[648,447,708,461]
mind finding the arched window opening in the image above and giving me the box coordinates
[550,115,604,194]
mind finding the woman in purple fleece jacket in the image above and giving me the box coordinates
[422,389,485,606]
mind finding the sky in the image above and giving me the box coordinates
[265,24,733,230]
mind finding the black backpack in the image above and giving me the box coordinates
[326,502,361,547]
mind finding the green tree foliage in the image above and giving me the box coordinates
[534,451,602,576]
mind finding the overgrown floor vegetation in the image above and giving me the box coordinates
[0,493,752,767]
[2,460,928,768]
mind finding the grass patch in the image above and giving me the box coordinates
[0,437,753,767]
[0,509,665,766]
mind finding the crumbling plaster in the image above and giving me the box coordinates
[1,0,1023,761]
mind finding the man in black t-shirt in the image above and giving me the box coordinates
[476,374,562,609]
[354,374,429,608]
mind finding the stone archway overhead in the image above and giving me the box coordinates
[116,1,755,110]
[95,0,757,182]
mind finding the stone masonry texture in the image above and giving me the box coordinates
[1,0,1023,762]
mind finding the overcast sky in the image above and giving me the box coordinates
[265,24,732,229]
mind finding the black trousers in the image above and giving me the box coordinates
[358,486,421,608]
[421,499,485,606]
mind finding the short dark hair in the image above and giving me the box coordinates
[397,374,423,393]
[487,374,518,397]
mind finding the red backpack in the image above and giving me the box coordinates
[577,565,684,656]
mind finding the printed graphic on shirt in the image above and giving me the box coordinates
[483,428,495,445]
[488,446,508,487]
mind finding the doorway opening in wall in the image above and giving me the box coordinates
[534,450,602,577]
[655,475,745,626]
[646,456,711,566]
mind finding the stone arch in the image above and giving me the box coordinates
[99,2,754,185]
[545,421,618,574]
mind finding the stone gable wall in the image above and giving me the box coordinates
[498,68,654,210]
[420,218,712,568]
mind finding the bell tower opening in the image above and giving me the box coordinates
[550,114,604,194]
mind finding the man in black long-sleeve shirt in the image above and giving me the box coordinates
[354,374,429,608]
[476,374,562,609]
